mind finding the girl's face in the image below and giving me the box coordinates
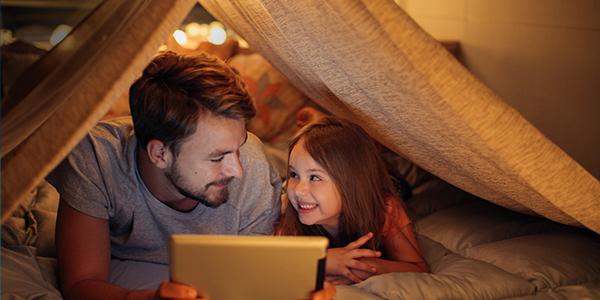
[287,139,342,235]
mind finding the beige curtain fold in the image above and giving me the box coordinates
[1,0,196,222]
[200,0,600,233]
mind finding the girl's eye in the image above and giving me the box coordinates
[288,171,298,179]
[309,175,321,181]
[210,156,224,162]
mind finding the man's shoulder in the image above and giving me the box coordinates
[90,116,134,142]
[63,116,136,177]
[73,116,134,154]
[239,132,268,166]
[242,131,264,150]
[229,131,282,208]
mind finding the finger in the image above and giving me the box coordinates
[344,269,365,284]
[345,232,373,250]
[157,281,198,299]
[348,260,377,273]
[349,249,381,259]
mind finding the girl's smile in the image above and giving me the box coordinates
[297,201,319,213]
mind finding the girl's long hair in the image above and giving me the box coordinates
[277,116,397,251]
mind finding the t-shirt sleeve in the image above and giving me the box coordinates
[46,136,111,220]
[236,133,282,235]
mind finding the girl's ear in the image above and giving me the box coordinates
[146,139,171,169]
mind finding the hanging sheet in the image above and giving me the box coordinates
[199,0,600,233]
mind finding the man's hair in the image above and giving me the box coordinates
[277,116,398,251]
[129,51,255,154]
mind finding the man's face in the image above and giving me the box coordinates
[165,113,247,208]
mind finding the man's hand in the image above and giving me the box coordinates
[312,281,336,300]
[325,232,381,283]
[156,282,200,300]
[156,281,333,300]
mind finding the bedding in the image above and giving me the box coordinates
[3,170,599,299]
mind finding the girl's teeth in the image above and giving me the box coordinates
[299,203,317,209]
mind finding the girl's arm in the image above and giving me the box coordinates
[358,222,428,275]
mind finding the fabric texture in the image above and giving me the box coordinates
[1,181,59,258]
[1,0,197,223]
[199,0,600,234]
[47,117,282,264]
[1,246,61,300]
[109,259,169,290]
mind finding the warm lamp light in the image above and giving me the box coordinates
[208,27,226,45]
[172,29,188,46]
[49,24,72,46]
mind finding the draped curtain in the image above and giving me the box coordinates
[2,0,598,234]
[199,0,600,233]
[1,0,196,221]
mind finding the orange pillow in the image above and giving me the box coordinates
[229,53,307,142]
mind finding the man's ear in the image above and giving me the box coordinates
[146,140,171,169]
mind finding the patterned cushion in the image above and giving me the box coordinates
[229,53,307,142]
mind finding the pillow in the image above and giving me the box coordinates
[1,246,62,299]
[2,180,59,258]
[415,200,562,252]
[229,53,307,142]
[462,230,600,290]
[355,253,535,300]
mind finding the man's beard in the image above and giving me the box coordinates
[165,162,233,208]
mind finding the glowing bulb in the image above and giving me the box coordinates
[238,38,249,48]
[172,29,188,46]
[208,27,226,45]
[49,24,72,46]
[185,22,205,38]
[209,21,224,29]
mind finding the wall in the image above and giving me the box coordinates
[395,0,600,179]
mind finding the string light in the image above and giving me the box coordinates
[208,22,226,45]
[172,29,188,46]
[49,24,72,46]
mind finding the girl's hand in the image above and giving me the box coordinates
[325,232,381,283]
[325,275,353,286]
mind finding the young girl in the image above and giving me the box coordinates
[277,116,428,285]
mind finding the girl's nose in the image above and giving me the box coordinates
[293,179,309,196]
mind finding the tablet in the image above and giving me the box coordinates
[169,234,328,300]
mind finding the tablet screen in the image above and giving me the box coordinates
[170,234,328,300]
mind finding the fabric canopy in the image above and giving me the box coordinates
[199,0,600,233]
[1,0,196,222]
[2,0,598,234]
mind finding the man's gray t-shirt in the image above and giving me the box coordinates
[48,117,282,264]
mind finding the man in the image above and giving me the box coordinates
[48,51,282,299]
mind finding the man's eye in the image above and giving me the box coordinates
[210,156,224,162]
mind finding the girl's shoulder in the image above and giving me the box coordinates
[383,196,412,234]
